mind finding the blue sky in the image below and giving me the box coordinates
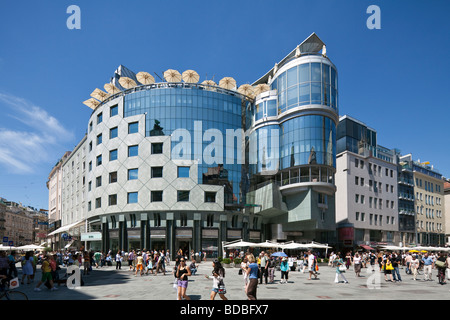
[0,0,449,209]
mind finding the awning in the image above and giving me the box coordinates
[47,220,85,236]
[360,245,375,250]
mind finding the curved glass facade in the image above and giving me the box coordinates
[271,61,338,113]
[280,115,336,169]
[123,86,249,204]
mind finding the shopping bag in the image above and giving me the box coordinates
[9,277,19,289]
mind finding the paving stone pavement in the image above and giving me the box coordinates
[11,262,450,300]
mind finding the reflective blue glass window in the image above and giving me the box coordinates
[287,86,298,107]
[128,145,138,157]
[96,154,102,166]
[127,192,138,204]
[110,105,118,117]
[97,133,102,145]
[128,122,138,134]
[287,66,298,87]
[128,168,138,180]
[299,84,310,105]
[267,100,277,117]
[110,127,118,139]
[97,112,103,124]
[311,63,321,82]
[110,149,118,161]
[177,166,190,178]
[299,63,310,83]
[311,83,321,104]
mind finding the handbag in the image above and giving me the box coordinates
[338,263,346,272]
[218,280,227,294]
[435,260,446,268]
[385,263,394,271]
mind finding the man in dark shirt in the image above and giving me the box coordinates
[392,253,402,282]
[369,253,376,272]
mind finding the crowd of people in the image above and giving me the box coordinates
[328,250,450,285]
[2,246,450,299]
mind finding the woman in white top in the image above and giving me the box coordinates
[240,256,249,293]
[205,260,228,300]
[353,253,362,277]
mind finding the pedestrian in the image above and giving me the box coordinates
[391,253,402,282]
[205,260,228,300]
[7,250,18,278]
[94,251,102,268]
[345,252,352,270]
[259,251,268,284]
[135,253,144,277]
[435,251,447,285]
[115,250,122,270]
[383,255,395,282]
[353,252,362,277]
[422,252,434,281]
[21,251,34,285]
[83,251,90,275]
[446,253,450,281]
[155,253,166,275]
[334,254,348,284]
[49,254,60,286]
[128,250,135,271]
[189,258,197,275]
[307,251,318,280]
[267,256,276,284]
[280,257,289,283]
[410,254,420,281]
[0,251,9,277]
[246,254,258,300]
[34,255,58,292]
[369,252,376,272]
[176,257,191,300]
[405,253,412,275]
[240,256,249,291]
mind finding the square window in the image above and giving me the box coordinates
[205,192,216,203]
[128,168,138,180]
[109,194,117,206]
[128,122,139,134]
[110,127,118,139]
[151,167,163,178]
[127,192,138,204]
[95,197,101,209]
[110,105,118,117]
[177,190,190,202]
[128,145,138,157]
[97,112,103,124]
[151,191,163,202]
[109,171,117,183]
[96,154,102,166]
[178,166,190,178]
[110,149,118,161]
[96,176,102,187]
[151,143,163,154]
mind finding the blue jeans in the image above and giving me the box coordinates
[393,267,402,281]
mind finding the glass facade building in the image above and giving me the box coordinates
[59,33,341,254]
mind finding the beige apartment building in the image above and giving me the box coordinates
[46,151,71,249]
[444,181,450,245]
[412,163,446,246]
[3,202,34,247]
